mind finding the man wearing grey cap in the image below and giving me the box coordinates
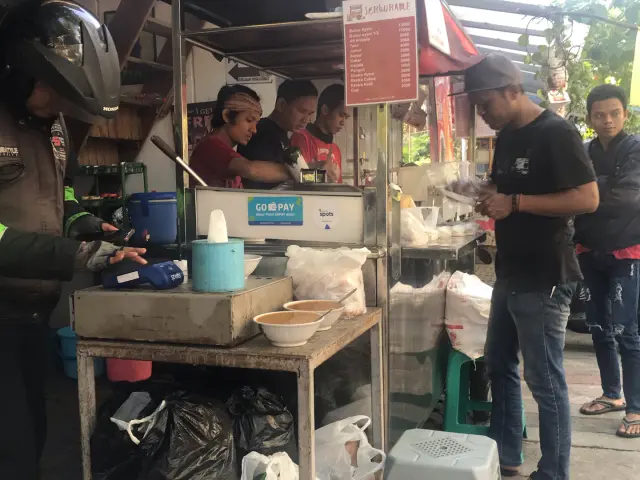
[466,54,599,479]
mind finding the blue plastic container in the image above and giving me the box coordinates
[191,238,245,292]
[128,192,177,245]
[56,326,105,380]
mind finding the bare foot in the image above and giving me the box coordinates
[580,396,625,414]
[618,412,640,437]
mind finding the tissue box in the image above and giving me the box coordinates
[72,277,293,347]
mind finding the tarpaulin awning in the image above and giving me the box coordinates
[418,0,481,77]
[180,0,480,80]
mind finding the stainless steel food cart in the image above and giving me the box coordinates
[75,1,484,478]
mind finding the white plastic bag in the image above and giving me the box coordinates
[445,271,493,359]
[315,416,385,480]
[400,210,438,247]
[285,246,370,316]
[241,452,303,480]
[109,391,152,432]
[389,271,450,354]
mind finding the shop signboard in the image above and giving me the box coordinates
[424,0,450,56]
[187,101,216,158]
[343,0,419,106]
[248,196,304,226]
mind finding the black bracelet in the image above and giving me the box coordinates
[512,194,518,213]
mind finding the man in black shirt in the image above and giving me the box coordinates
[465,54,599,480]
[238,80,318,189]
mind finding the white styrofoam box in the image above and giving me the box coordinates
[384,429,500,480]
[195,188,364,244]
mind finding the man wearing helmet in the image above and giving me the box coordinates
[0,2,145,478]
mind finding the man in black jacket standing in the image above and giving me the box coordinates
[575,85,640,438]
[0,2,146,479]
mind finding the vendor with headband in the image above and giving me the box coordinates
[189,85,293,188]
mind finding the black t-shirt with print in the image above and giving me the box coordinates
[491,110,596,292]
[237,118,290,190]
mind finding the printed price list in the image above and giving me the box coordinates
[344,14,418,105]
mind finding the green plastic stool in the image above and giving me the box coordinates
[444,350,528,450]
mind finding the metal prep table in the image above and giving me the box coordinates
[76,308,383,480]
[388,233,488,442]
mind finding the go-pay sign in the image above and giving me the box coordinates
[248,196,303,226]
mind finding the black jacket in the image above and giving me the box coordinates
[0,104,88,309]
[574,133,640,252]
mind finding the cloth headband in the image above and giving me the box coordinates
[224,93,262,118]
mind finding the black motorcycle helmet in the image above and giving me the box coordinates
[0,0,120,122]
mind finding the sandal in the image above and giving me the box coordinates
[579,399,626,416]
[500,466,520,477]
[616,417,640,438]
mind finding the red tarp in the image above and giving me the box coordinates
[417,0,481,77]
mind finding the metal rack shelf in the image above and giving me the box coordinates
[181,18,345,79]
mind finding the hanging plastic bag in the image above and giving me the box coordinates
[227,387,297,465]
[445,271,493,359]
[315,416,385,480]
[285,246,370,316]
[241,452,305,480]
[390,271,450,354]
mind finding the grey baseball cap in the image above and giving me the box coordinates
[453,53,523,95]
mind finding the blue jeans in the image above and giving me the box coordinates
[579,252,640,414]
[485,281,574,480]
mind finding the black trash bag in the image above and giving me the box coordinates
[91,393,161,480]
[141,393,237,480]
[226,387,297,465]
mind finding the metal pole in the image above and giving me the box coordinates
[375,103,390,450]
[469,104,477,165]
[172,0,188,249]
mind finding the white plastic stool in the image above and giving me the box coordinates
[384,429,500,480]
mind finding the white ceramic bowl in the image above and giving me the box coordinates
[244,254,262,278]
[253,311,323,347]
[283,300,345,331]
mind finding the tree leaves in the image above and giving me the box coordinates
[545,0,640,134]
[518,33,530,47]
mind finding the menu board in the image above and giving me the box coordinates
[343,0,419,106]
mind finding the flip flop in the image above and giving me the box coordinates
[579,399,627,416]
[616,417,640,438]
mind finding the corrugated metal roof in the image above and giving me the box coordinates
[447,0,590,96]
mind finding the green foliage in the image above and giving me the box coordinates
[522,0,640,135]
[402,126,431,164]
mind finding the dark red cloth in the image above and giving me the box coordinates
[189,134,243,188]
[576,244,640,260]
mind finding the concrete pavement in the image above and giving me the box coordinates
[518,330,640,479]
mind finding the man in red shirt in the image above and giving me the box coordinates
[290,84,351,183]
[189,85,293,188]
[574,84,640,438]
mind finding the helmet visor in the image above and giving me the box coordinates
[39,1,107,66]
